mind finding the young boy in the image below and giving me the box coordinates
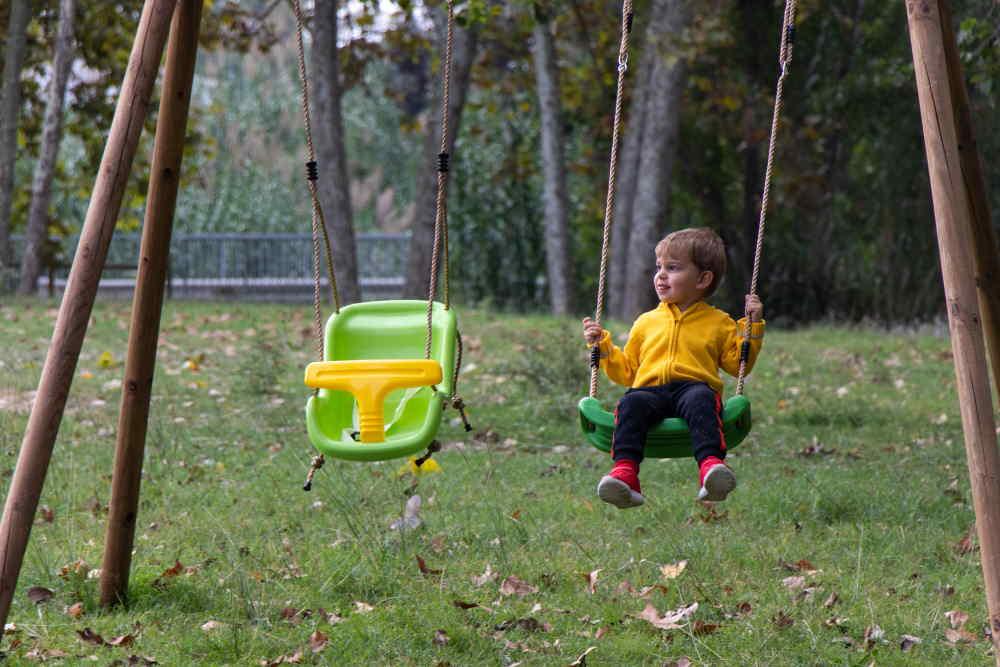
[582,227,764,508]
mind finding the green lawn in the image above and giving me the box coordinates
[0,299,994,665]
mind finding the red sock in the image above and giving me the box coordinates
[699,456,725,486]
[609,459,641,493]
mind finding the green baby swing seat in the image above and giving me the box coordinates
[305,300,457,462]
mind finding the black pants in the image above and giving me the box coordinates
[612,381,726,464]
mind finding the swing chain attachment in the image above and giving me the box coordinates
[450,395,473,432]
[302,454,325,492]
[413,441,442,469]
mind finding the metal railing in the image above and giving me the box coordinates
[8,232,409,301]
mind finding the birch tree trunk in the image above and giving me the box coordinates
[621,0,691,321]
[403,7,478,299]
[312,0,360,304]
[0,0,32,275]
[531,4,573,315]
[18,0,77,295]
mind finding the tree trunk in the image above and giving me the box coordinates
[18,0,77,295]
[312,0,360,304]
[531,4,573,315]
[621,0,691,321]
[0,0,32,274]
[403,6,478,300]
[607,28,651,321]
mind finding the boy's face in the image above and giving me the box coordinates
[654,250,713,310]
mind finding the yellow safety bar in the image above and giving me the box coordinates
[304,359,442,443]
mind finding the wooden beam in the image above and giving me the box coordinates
[938,0,1000,401]
[906,1,1000,661]
[0,0,178,635]
[100,0,203,608]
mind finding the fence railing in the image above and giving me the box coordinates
[8,232,410,301]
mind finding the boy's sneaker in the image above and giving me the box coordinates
[697,456,736,502]
[597,460,645,509]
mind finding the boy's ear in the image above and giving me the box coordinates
[696,270,714,291]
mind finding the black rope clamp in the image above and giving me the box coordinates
[413,440,442,469]
[306,160,319,181]
[625,12,634,33]
[590,345,601,370]
[302,454,325,491]
[451,396,473,432]
[437,152,450,173]
[739,339,751,365]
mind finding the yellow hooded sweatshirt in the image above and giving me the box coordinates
[597,301,765,394]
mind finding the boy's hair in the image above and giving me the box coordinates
[655,227,727,297]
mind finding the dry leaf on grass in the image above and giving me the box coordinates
[201,620,224,632]
[636,602,698,630]
[76,627,106,645]
[659,561,687,580]
[66,602,85,618]
[309,630,328,653]
[772,611,794,629]
[569,646,597,666]
[416,555,442,577]
[26,587,53,604]
[472,564,497,587]
[900,634,922,651]
[433,629,450,646]
[499,575,538,597]
[582,568,602,594]
[354,601,374,614]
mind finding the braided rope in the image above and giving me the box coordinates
[736,0,796,395]
[589,0,634,398]
[291,0,340,371]
[425,0,456,359]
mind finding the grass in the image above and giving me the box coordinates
[0,298,995,665]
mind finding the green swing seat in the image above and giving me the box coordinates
[578,394,752,459]
[305,300,457,462]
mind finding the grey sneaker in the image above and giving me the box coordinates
[597,475,645,508]
[697,463,736,502]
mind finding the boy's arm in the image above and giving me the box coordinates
[719,316,765,378]
[596,325,643,387]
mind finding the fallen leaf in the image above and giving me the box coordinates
[76,627,106,645]
[416,555,442,577]
[636,602,698,630]
[692,620,720,635]
[945,609,970,629]
[900,634,922,651]
[390,495,423,531]
[161,560,184,578]
[493,617,551,633]
[660,560,688,580]
[39,506,54,523]
[637,584,669,598]
[309,629,328,653]
[582,568,602,594]
[782,576,806,591]
[595,626,608,639]
[863,625,884,649]
[108,632,136,647]
[772,611,794,629]
[66,602,85,618]
[823,592,839,608]
[472,564,497,587]
[201,620,223,631]
[499,575,538,597]
[433,629,450,646]
[663,658,692,667]
[354,601,374,613]
[453,600,481,610]
[944,627,978,645]
[26,587,54,604]
[569,646,597,666]
[955,525,977,555]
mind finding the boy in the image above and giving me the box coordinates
[582,227,764,508]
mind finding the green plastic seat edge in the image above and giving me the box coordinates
[578,394,752,459]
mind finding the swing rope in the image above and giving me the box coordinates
[426,0,456,360]
[589,0,634,400]
[736,0,796,395]
[290,0,340,372]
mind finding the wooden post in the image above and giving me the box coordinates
[100,0,202,608]
[938,0,1000,401]
[906,1,1000,661]
[0,0,178,634]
